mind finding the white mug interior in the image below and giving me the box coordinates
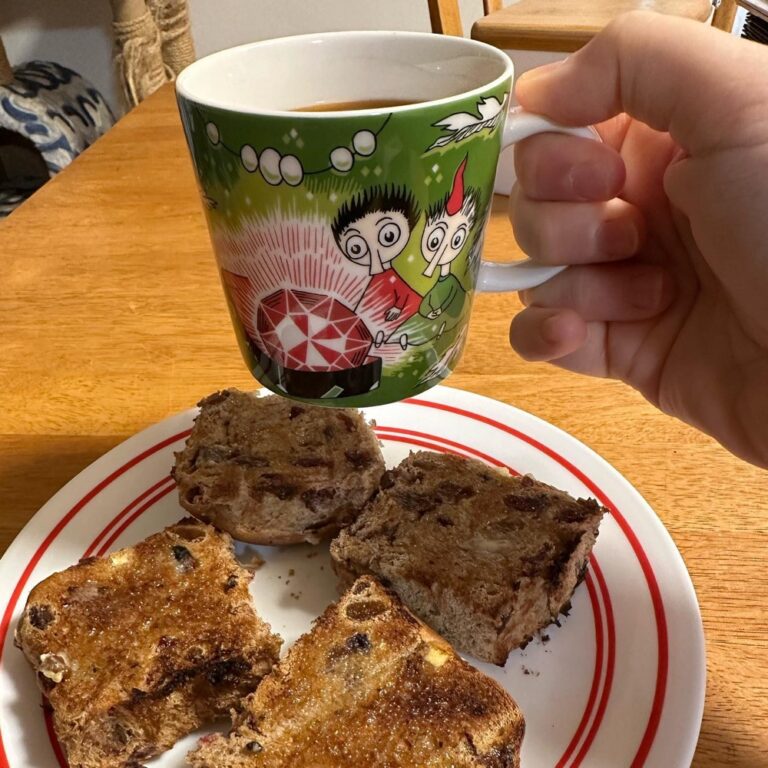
[176,31,513,115]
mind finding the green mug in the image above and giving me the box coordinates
[177,31,593,407]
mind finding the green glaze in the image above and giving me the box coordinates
[178,83,510,406]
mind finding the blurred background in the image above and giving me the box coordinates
[1,0,748,117]
[1,0,498,116]
[0,0,759,217]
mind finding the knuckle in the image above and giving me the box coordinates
[537,214,567,263]
[569,267,593,307]
[510,189,537,254]
[513,138,544,190]
[607,9,653,39]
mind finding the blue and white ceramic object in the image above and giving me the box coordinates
[0,60,114,216]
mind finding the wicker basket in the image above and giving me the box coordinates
[111,0,196,107]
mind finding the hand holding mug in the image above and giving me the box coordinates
[509,11,768,467]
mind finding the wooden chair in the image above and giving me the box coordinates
[428,0,713,51]
[713,0,768,32]
[712,0,740,29]
[428,0,496,36]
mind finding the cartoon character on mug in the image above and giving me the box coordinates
[332,185,422,345]
[395,157,478,350]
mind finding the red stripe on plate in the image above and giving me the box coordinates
[46,430,610,768]
[35,477,189,766]
[570,556,616,767]
[94,481,176,557]
[42,702,66,768]
[628,540,669,767]
[82,476,175,559]
[375,433,479,459]
[0,429,191,768]
[556,571,605,768]
[370,426,609,768]
[375,425,518,473]
[0,400,663,768]
[403,397,666,766]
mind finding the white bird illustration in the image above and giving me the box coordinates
[428,96,508,150]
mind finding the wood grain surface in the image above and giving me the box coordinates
[427,0,464,36]
[712,0,739,32]
[0,84,766,766]
[472,0,712,51]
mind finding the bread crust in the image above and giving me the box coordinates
[173,390,385,544]
[16,519,281,768]
[188,577,524,767]
[330,452,606,664]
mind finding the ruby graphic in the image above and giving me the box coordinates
[257,288,373,372]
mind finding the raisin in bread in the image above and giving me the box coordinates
[330,451,605,665]
[188,577,524,768]
[172,390,385,545]
[15,519,281,768]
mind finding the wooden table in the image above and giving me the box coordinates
[1,84,766,766]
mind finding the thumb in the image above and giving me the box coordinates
[515,11,768,154]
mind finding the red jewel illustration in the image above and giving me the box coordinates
[257,288,373,372]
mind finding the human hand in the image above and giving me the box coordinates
[509,11,768,467]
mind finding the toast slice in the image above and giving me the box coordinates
[188,577,524,768]
[330,451,605,664]
[172,389,385,544]
[16,519,281,768]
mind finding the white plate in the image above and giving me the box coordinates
[0,385,705,768]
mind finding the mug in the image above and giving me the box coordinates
[176,31,593,407]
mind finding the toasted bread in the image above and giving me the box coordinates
[330,451,605,664]
[188,577,524,768]
[172,389,385,544]
[16,519,281,768]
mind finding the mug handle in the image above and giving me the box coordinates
[478,107,601,293]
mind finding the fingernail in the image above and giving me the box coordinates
[629,270,665,311]
[598,218,639,257]
[517,59,568,88]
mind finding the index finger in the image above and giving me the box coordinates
[515,11,768,154]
